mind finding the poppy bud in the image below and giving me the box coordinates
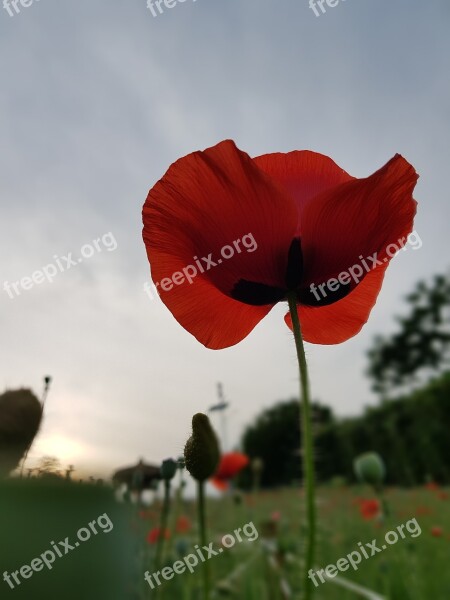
[160,458,178,481]
[354,452,386,487]
[251,457,264,473]
[184,413,220,482]
[0,389,42,477]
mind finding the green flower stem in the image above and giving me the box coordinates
[287,292,316,600]
[155,480,171,572]
[376,485,390,519]
[168,476,184,555]
[198,480,210,599]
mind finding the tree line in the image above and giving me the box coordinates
[240,271,450,488]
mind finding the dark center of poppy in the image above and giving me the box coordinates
[230,237,353,307]
[230,238,303,306]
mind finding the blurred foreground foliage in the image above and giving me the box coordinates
[0,479,134,599]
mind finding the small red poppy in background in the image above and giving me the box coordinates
[176,515,192,533]
[425,482,440,491]
[359,499,381,520]
[431,526,443,538]
[146,527,170,544]
[211,452,249,490]
[139,509,157,520]
[416,505,433,517]
[143,140,418,349]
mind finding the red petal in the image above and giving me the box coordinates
[150,268,273,349]
[285,263,388,344]
[143,140,298,349]
[211,478,229,491]
[216,452,249,478]
[299,155,418,286]
[253,150,354,221]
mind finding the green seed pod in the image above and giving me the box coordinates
[354,452,386,487]
[184,413,220,482]
[160,458,178,481]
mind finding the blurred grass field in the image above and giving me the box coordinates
[130,484,449,600]
[1,480,448,599]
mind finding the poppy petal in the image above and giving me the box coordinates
[253,150,354,220]
[211,478,229,491]
[299,154,418,286]
[285,263,388,344]
[215,452,250,479]
[143,140,298,349]
[150,268,274,349]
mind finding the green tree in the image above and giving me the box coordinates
[241,399,333,488]
[367,273,450,396]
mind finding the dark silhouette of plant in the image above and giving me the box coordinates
[0,388,42,477]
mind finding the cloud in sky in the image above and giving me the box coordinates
[1,0,449,477]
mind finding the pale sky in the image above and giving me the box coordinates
[1,0,449,479]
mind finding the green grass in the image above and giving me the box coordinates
[135,485,450,599]
[1,480,449,599]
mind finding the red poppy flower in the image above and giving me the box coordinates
[425,482,440,491]
[139,509,157,520]
[211,452,249,490]
[143,140,418,349]
[175,515,192,533]
[359,499,381,520]
[146,527,170,544]
[431,526,443,538]
[416,505,433,517]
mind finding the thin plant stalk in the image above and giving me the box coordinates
[198,480,210,599]
[154,480,171,572]
[287,292,316,600]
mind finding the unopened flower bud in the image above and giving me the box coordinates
[354,452,386,487]
[160,458,178,481]
[251,457,264,473]
[184,413,220,482]
[0,388,42,477]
